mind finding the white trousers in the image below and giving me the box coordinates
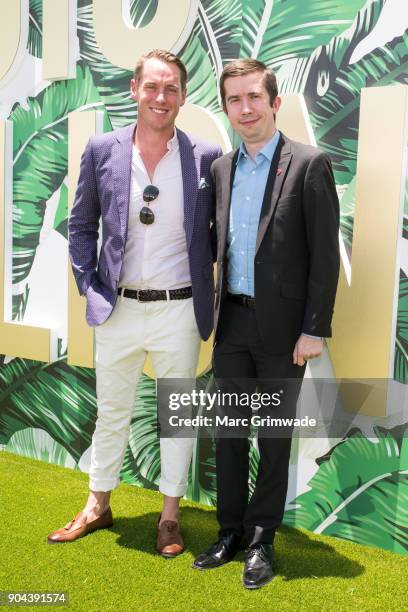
[90,295,201,496]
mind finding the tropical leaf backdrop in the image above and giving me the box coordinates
[11,63,103,320]
[1,0,408,555]
[285,425,408,555]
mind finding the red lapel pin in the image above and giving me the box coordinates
[277,168,283,176]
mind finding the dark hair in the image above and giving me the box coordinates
[220,58,278,111]
[133,49,187,93]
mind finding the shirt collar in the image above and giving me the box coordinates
[237,129,280,164]
[132,130,179,155]
[167,130,179,152]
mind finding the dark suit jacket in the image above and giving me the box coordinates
[68,123,222,340]
[213,132,340,354]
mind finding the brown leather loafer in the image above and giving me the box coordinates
[47,507,113,544]
[156,518,184,558]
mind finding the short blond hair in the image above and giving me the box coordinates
[133,49,187,93]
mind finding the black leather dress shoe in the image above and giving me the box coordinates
[243,543,274,589]
[192,532,242,570]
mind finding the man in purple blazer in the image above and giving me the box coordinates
[47,49,222,555]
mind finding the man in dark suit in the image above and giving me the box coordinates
[193,59,339,588]
[47,50,221,555]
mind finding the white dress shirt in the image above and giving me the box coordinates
[119,132,191,290]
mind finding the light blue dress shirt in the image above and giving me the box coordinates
[227,130,280,297]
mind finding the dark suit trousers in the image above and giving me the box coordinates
[213,298,306,546]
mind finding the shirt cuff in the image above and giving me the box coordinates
[302,333,323,340]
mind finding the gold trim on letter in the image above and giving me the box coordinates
[43,0,76,80]
[328,85,408,415]
[0,0,28,85]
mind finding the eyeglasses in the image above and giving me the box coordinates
[139,185,159,225]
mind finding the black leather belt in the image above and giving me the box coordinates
[227,292,256,308]
[118,286,192,302]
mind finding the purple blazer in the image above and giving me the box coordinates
[68,123,222,340]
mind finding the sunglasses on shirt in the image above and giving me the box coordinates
[139,184,159,225]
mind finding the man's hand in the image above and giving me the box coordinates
[293,334,324,366]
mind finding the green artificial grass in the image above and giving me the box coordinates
[1,450,408,612]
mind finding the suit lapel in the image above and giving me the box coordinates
[177,128,198,249]
[256,136,292,253]
[112,124,135,238]
[219,150,238,259]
